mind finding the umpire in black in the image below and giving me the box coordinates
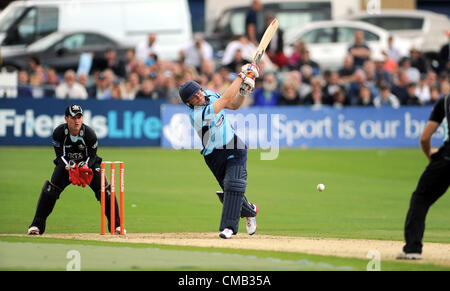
[397,94,450,260]
[28,104,121,235]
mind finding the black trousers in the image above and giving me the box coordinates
[30,160,120,233]
[403,147,450,253]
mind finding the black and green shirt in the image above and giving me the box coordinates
[52,123,100,168]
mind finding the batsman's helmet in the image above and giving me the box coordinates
[179,81,201,106]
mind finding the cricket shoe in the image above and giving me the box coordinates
[219,228,233,239]
[115,227,127,235]
[27,226,40,235]
[245,204,258,235]
[396,251,422,260]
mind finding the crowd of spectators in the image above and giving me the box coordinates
[10,11,450,109]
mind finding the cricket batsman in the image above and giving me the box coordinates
[178,64,259,239]
[27,104,124,235]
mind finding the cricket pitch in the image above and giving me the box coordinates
[18,232,450,267]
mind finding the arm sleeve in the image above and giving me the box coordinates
[52,126,68,167]
[429,97,445,124]
[84,126,99,168]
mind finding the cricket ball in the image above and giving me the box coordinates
[317,184,325,192]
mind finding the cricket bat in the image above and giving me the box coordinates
[252,18,279,65]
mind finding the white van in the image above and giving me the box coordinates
[0,0,193,60]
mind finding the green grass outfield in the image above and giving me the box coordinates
[0,147,449,271]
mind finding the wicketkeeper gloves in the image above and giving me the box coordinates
[78,162,93,187]
[66,161,93,187]
[66,160,80,186]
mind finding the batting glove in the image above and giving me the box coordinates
[238,64,259,97]
[238,75,256,97]
[240,63,259,79]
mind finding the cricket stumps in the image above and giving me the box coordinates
[100,161,125,235]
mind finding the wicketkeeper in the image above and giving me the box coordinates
[27,104,123,235]
[178,64,259,239]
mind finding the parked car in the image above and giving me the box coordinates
[345,9,450,56]
[0,30,132,73]
[283,20,414,71]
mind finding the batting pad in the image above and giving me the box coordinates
[220,191,244,234]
